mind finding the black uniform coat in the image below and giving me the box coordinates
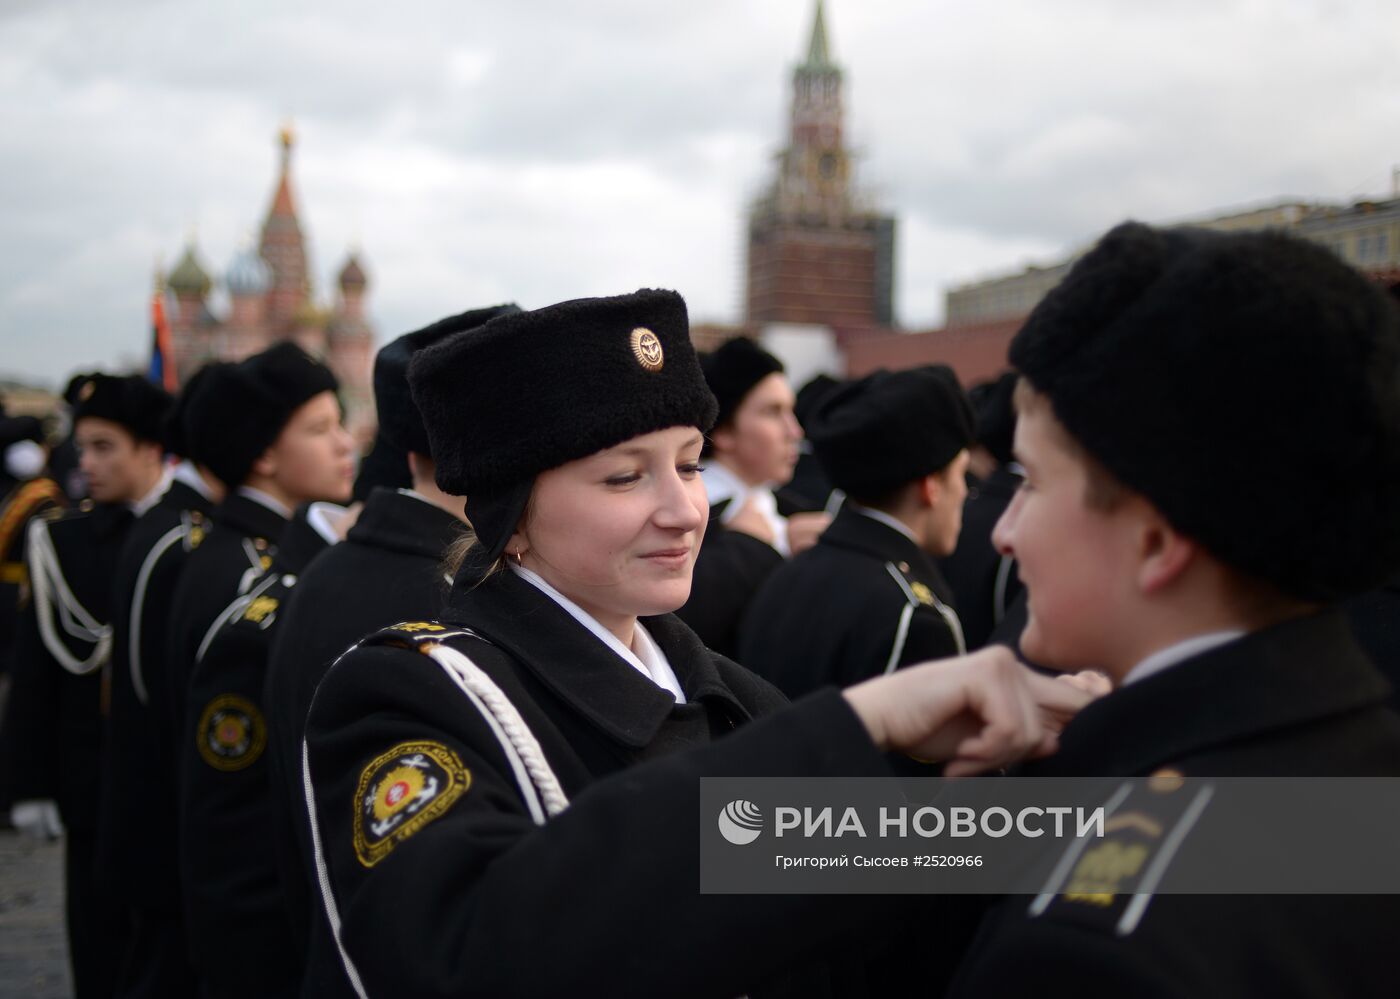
[263,487,458,987]
[97,478,213,904]
[0,500,133,999]
[97,477,212,997]
[739,505,965,700]
[0,500,131,826]
[949,610,1400,998]
[302,568,927,999]
[166,490,287,745]
[938,465,1023,651]
[178,505,333,999]
[1346,572,1400,713]
[676,498,784,658]
[0,474,64,682]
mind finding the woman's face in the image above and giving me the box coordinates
[511,426,708,632]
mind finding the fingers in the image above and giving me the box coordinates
[948,654,1044,769]
[1057,669,1112,698]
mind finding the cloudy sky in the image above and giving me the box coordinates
[3,0,1398,386]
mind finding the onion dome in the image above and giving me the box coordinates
[168,244,212,297]
[227,245,273,296]
[338,252,367,291]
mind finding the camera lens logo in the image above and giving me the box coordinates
[718,799,764,845]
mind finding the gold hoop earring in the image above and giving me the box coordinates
[513,550,523,567]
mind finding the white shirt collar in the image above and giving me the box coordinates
[701,462,789,556]
[172,459,214,501]
[130,466,174,518]
[304,502,349,547]
[847,502,920,546]
[237,485,293,520]
[511,564,687,703]
[1120,630,1247,687]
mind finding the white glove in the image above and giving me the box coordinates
[10,800,64,841]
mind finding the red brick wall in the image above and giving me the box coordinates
[843,317,1023,386]
[748,224,878,327]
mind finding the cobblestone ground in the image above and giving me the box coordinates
[0,830,72,998]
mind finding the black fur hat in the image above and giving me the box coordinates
[374,304,520,457]
[352,433,412,503]
[408,288,718,497]
[192,343,339,488]
[71,373,173,444]
[970,371,1018,466]
[162,361,222,460]
[794,373,843,430]
[808,365,974,499]
[700,336,785,429]
[1010,220,1400,600]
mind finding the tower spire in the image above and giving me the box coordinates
[804,0,832,69]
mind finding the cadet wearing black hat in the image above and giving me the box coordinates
[0,372,172,999]
[257,304,515,995]
[739,365,975,698]
[947,222,1400,997]
[939,370,1026,650]
[164,343,352,745]
[297,289,1092,998]
[677,337,830,657]
[96,362,231,998]
[178,491,354,999]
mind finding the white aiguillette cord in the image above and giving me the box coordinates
[27,518,110,675]
[423,640,570,823]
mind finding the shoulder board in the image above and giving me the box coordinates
[0,478,64,557]
[182,509,208,552]
[882,560,932,607]
[1028,770,1214,937]
[359,621,478,653]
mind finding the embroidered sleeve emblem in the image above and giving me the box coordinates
[196,694,267,771]
[353,740,470,867]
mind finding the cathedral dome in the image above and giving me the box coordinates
[226,245,273,296]
[337,252,367,291]
[168,244,213,297]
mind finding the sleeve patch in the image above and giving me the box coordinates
[196,694,267,772]
[354,740,471,867]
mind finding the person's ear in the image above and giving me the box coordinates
[916,473,941,509]
[1136,507,1196,594]
[710,423,736,456]
[252,445,278,479]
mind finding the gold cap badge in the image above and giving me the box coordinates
[78,380,96,401]
[630,327,664,372]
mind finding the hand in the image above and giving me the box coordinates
[726,497,776,546]
[786,512,832,555]
[10,800,64,841]
[842,646,1101,777]
[1057,669,1112,698]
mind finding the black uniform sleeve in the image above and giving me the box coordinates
[0,603,59,805]
[679,527,784,657]
[306,645,903,999]
[896,605,964,670]
[179,607,298,985]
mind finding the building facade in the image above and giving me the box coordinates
[163,127,375,431]
[944,197,1400,329]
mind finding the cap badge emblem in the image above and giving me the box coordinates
[631,327,664,372]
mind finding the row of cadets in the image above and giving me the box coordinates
[0,373,173,997]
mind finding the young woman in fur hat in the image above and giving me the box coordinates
[297,288,1095,998]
